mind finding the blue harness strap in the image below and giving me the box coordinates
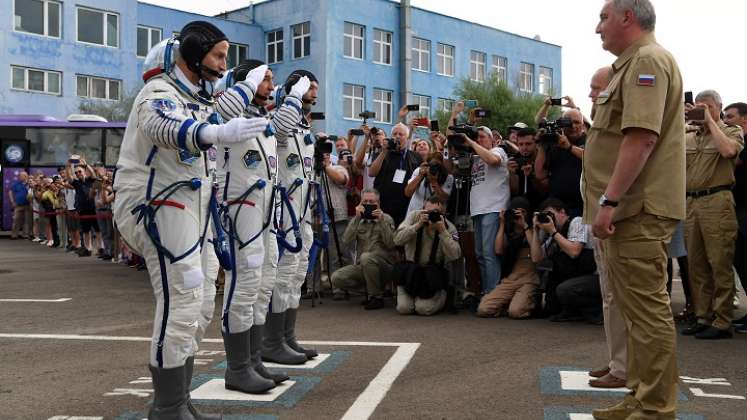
[307,181,331,275]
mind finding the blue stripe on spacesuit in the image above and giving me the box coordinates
[232,85,250,107]
[145,146,158,166]
[155,231,170,368]
[177,119,196,151]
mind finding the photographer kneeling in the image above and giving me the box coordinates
[331,188,396,310]
[529,198,601,323]
[393,196,461,315]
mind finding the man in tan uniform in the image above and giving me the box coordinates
[331,188,396,310]
[680,90,744,340]
[584,1,685,418]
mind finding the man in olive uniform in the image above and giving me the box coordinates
[584,1,685,418]
[681,90,744,340]
[331,188,396,310]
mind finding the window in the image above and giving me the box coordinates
[470,50,486,82]
[14,0,61,38]
[344,22,364,60]
[437,98,455,113]
[411,37,430,72]
[373,89,393,124]
[492,55,507,84]
[539,66,553,95]
[77,6,119,47]
[77,75,121,101]
[411,94,431,118]
[227,43,248,69]
[266,29,284,64]
[10,65,61,95]
[437,43,454,77]
[292,22,310,59]
[373,29,392,65]
[137,26,162,58]
[343,84,365,120]
[520,62,534,93]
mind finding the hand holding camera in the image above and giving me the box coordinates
[533,211,556,234]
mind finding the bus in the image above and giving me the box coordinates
[1,114,126,231]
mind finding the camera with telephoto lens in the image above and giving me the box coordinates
[514,154,533,169]
[428,160,442,177]
[314,134,334,171]
[538,118,573,148]
[536,211,555,225]
[427,210,442,223]
[386,137,398,150]
[359,111,376,124]
[362,203,377,220]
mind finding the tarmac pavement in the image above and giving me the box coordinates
[1,239,746,420]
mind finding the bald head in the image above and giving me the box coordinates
[589,66,612,103]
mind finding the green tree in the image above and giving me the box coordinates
[447,73,559,135]
[78,88,140,122]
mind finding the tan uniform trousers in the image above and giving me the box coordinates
[11,205,31,238]
[598,213,678,417]
[593,237,628,380]
[685,191,738,330]
[396,287,446,316]
[331,252,392,297]
[476,251,538,319]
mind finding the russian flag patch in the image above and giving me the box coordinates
[637,74,656,86]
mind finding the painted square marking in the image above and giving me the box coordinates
[192,379,296,402]
[211,351,350,374]
[264,353,329,369]
[559,370,629,393]
[191,374,320,408]
[544,406,704,420]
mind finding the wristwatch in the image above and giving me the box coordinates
[599,194,619,208]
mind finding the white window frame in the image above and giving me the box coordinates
[470,50,486,82]
[76,74,121,101]
[437,98,455,113]
[266,29,284,64]
[373,88,393,124]
[411,37,430,72]
[373,29,392,65]
[10,65,62,96]
[411,94,431,118]
[227,42,249,69]
[539,66,553,95]
[137,25,162,58]
[292,21,311,59]
[76,6,119,48]
[520,62,534,93]
[343,22,364,60]
[343,83,365,121]
[492,55,508,83]
[437,43,454,77]
[13,0,62,39]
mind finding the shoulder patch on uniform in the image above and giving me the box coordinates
[286,153,301,168]
[243,150,262,169]
[268,156,277,169]
[637,74,656,87]
[151,99,177,112]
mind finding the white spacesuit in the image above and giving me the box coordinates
[263,71,321,364]
[113,21,268,420]
[213,61,310,393]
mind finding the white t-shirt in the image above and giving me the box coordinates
[469,147,510,216]
[65,188,77,211]
[406,167,454,214]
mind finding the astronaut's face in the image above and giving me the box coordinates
[202,41,229,82]
[254,69,274,106]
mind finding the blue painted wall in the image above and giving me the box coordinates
[1,0,561,135]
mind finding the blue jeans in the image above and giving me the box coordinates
[473,212,502,295]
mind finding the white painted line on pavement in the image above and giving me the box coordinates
[264,353,330,369]
[340,342,420,420]
[0,298,72,302]
[559,370,629,393]
[0,333,421,420]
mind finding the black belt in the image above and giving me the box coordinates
[686,185,732,198]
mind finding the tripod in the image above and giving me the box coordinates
[304,163,344,307]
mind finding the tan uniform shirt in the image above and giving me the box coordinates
[393,211,462,265]
[685,121,744,191]
[342,213,396,260]
[582,33,685,224]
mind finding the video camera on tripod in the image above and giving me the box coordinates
[447,124,478,177]
[313,134,334,172]
[537,117,573,148]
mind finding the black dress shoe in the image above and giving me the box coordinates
[732,314,747,326]
[695,326,732,340]
[681,322,709,336]
[364,297,384,310]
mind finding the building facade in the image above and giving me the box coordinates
[3,0,561,136]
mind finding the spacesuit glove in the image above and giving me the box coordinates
[288,76,311,101]
[199,117,268,146]
[242,64,268,94]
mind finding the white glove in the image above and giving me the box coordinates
[288,75,311,101]
[199,117,268,146]
[241,64,268,94]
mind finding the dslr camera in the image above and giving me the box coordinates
[359,111,376,124]
[536,211,555,225]
[339,149,353,166]
[313,134,334,171]
[362,203,378,220]
[426,210,442,223]
[537,118,573,148]
[386,137,399,151]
